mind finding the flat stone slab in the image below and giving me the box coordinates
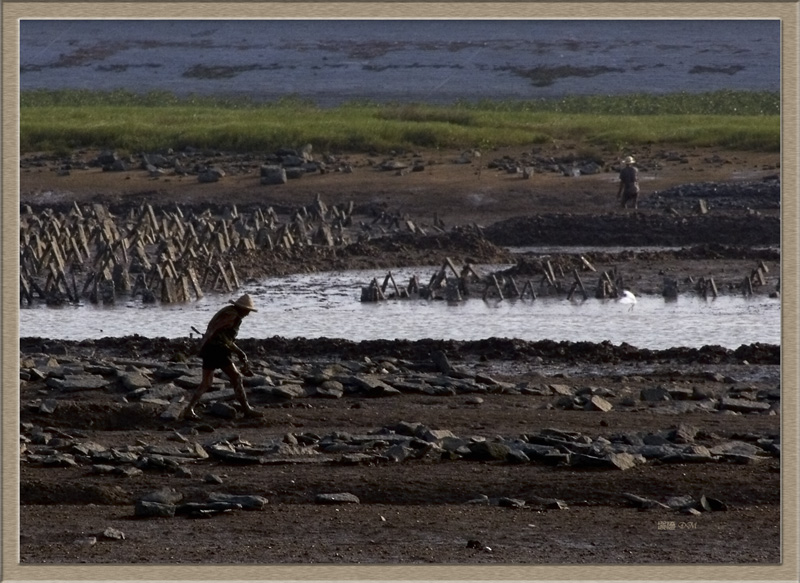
[208,493,268,510]
[46,375,111,391]
[719,397,771,413]
[315,492,360,504]
[138,383,187,401]
[119,371,152,391]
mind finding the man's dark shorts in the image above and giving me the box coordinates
[200,344,233,370]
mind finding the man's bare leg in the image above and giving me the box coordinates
[184,368,216,419]
[222,363,260,416]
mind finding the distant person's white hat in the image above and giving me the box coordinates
[622,156,636,165]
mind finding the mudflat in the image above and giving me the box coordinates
[16,143,782,565]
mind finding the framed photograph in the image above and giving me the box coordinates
[4,4,797,583]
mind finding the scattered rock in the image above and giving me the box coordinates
[315,492,361,505]
[101,527,126,540]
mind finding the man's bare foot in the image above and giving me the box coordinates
[242,406,262,418]
[183,408,200,420]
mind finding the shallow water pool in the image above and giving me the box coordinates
[19,266,781,350]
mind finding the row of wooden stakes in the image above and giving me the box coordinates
[360,257,777,304]
[19,197,356,306]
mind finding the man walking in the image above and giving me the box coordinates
[617,155,640,209]
[184,293,260,419]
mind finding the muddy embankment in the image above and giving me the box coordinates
[20,336,780,369]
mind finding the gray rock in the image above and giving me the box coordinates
[271,384,307,399]
[281,155,305,167]
[584,395,613,412]
[572,452,642,470]
[198,388,235,402]
[45,375,110,392]
[210,402,238,419]
[260,165,287,185]
[204,473,225,484]
[506,449,530,464]
[26,453,77,467]
[171,375,224,391]
[554,395,578,409]
[347,374,401,397]
[337,453,380,465]
[38,399,58,414]
[640,386,671,402]
[667,424,698,444]
[465,441,511,461]
[140,398,170,406]
[208,492,268,510]
[667,387,694,400]
[549,384,574,396]
[699,495,728,512]
[285,167,306,179]
[160,398,189,421]
[385,444,414,462]
[498,497,526,508]
[622,493,671,510]
[207,444,263,465]
[312,381,344,399]
[134,500,176,518]
[709,441,766,463]
[72,441,108,456]
[417,428,457,443]
[30,430,52,445]
[138,383,186,401]
[719,397,771,413]
[115,467,144,478]
[315,492,361,504]
[176,501,241,516]
[83,363,119,376]
[198,168,225,183]
[439,436,469,452]
[660,444,715,464]
[665,495,697,509]
[27,368,47,381]
[101,527,125,540]
[140,487,183,505]
[380,160,408,171]
[153,365,191,380]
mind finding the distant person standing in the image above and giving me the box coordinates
[617,155,640,209]
[183,294,260,419]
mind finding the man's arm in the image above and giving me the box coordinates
[198,308,239,351]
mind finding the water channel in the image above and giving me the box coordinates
[19,265,781,350]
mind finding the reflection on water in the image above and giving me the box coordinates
[20,266,780,349]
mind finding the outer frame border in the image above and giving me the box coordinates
[2,3,797,583]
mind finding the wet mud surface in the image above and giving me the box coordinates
[16,145,783,565]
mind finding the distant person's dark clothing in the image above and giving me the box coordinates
[617,158,640,209]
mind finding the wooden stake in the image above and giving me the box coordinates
[520,280,537,300]
[573,269,588,300]
[491,275,505,300]
[228,261,240,289]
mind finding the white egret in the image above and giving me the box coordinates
[617,290,637,311]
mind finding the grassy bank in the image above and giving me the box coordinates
[20,90,780,155]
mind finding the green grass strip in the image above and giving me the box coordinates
[20,89,780,155]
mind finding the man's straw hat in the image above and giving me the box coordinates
[230,293,257,312]
[622,155,636,165]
